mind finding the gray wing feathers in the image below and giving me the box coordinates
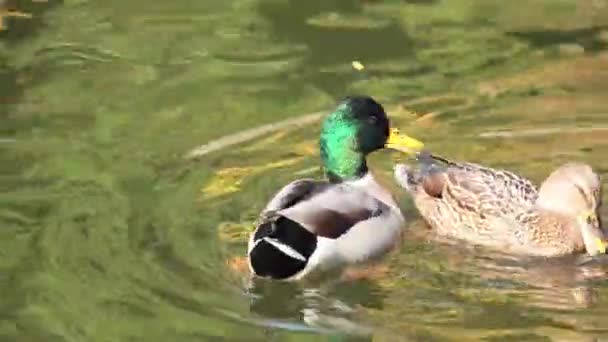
[334,208,403,263]
[261,179,327,216]
[280,184,387,239]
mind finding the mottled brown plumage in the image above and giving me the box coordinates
[395,156,606,257]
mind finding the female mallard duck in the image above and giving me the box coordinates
[247,95,425,281]
[395,153,606,256]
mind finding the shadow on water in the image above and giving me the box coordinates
[0,0,62,129]
[0,0,61,42]
[1,3,69,341]
[0,0,66,216]
[257,0,415,97]
[426,232,608,308]
[245,277,384,339]
[365,230,608,340]
[247,277,386,316]
[0,63,20,124]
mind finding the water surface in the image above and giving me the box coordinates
[2,0,608,341]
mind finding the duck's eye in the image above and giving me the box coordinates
[586,213,598,225]
[368,115,378,125]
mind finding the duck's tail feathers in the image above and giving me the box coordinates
[248,216,317,280]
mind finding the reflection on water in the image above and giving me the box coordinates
[427,233,607,311]
[246,279,378,337]
[256,0,414,97]
[2,0,608,341]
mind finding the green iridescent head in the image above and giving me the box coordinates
[319,95,424,182]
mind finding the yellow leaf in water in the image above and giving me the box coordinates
[352,61,365,71]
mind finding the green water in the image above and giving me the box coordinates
[2,0,608,340]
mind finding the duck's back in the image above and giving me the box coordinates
[248,176,403,280]
[396,157,538,239]
[443,160,538,209]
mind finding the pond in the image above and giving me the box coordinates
[2,0,608,341]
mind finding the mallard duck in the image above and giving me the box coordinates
[395,153,606,256]
[247,95,425,281]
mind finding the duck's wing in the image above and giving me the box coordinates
[398,153,537,216]
[260,178,328,218]
[250,179,388,278]
[428,154,538,207]
[279,184,388,239]
[437,168,509,218]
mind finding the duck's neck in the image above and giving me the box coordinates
[348,172,399,208]
[320,136,368,183]
[319,106,370,183]
[322,153,368,183]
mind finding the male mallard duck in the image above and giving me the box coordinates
[247,95,425,281]
[395,154,606,256]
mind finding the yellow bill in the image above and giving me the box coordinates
[581,211,607,255]
[385,128,425,155]
[595,238,607,254]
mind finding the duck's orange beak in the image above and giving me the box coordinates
[581,212,607,255]
[385,128,424,155]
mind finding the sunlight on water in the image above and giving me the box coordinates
[2,0,608,341]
